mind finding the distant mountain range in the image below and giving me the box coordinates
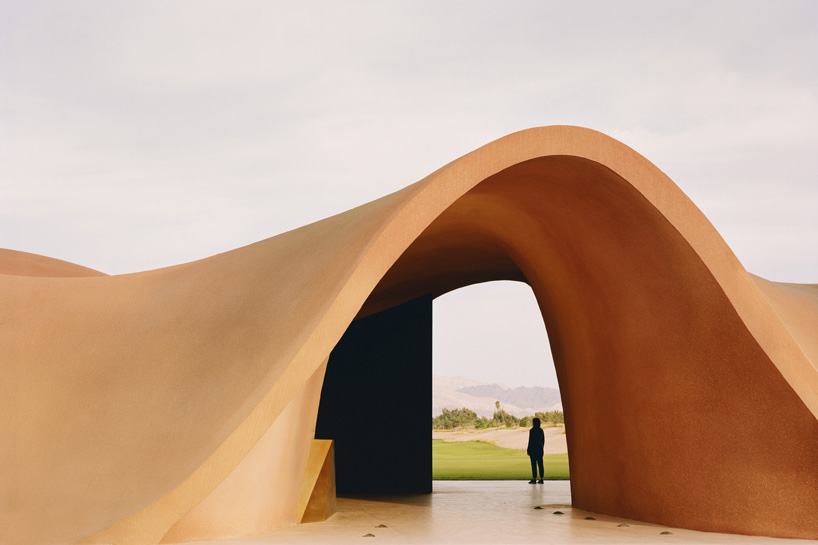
[433,374,562,418]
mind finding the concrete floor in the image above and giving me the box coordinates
[196,481,813,545]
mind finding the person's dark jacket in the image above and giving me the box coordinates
[527,427,545,457]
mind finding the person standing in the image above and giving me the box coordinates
[527,417,545,484]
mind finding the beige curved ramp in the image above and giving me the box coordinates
[1,126,816,544]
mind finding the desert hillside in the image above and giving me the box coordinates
[433,374,562,418]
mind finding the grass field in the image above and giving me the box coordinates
[432,439,570,480]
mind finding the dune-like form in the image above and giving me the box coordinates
[1,127,816,544]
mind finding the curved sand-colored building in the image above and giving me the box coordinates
[1,126,817,544]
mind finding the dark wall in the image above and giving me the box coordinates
[315,295,432,494]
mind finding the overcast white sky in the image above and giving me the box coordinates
[2,1,816,388]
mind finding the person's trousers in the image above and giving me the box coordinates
[530,455,544,480]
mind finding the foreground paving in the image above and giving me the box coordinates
[194,481,811,545]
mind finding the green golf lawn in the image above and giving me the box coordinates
[432,439,570,480]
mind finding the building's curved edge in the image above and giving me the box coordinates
[0,248,107,277]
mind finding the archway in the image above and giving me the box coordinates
[431,281,563,481]
[313,151,818,537]
[314,281,561,495]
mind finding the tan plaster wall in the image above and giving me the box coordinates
[1,126,816,543]
[1,191,418,545]
[155,359,327,543]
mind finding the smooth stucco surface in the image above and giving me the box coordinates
[1,127,816,544]
[217,481,818,545]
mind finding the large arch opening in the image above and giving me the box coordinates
[315,280,562,495]
[431,281,564,482]
[318,154,682,498]
[313,153,818,536]
[317,153,670,497]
